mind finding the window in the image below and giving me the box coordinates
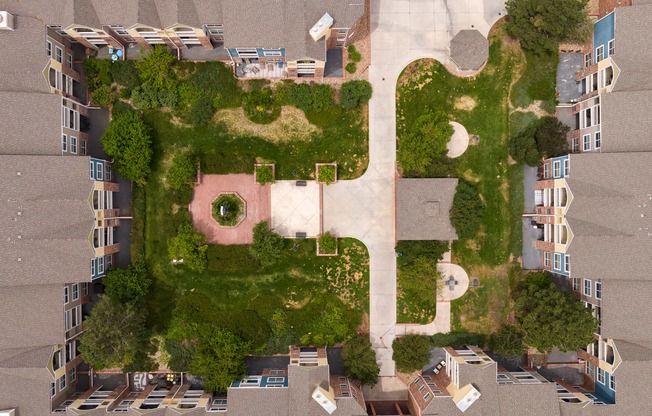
[64,286,69,304]
[596,45,604,62]
[47,40,52,57]
[595,132,601,149]
[91,258,96,276]
[597,368,605,384]
[72,283,79,301]
[70,367,76,382]
[423,393,431,401]
[270,370,284,375]
[595,281,602,299]
[339,383,348,388]
[544,251,550,267]
[497,374,509,380]
[564,255,570,273]
[423,376,432,381]
[584,279,592,297]
[70,136,77,154]
[584,53,592,67]
[572,137,579,153]
[106,255,113,270]
[543,163,550,178]
[62,134,67,152]
[583,134,591,151]
[414,378,421,385]
[563,159,569,177]
[80,139,86,155]
[55,46,63,63]
[98,256,105,274]
[89,160,95,179]
[81,282,88,296]
[586,361,592,376]
[553,253,562,270]
[553,161,561,178]
[267,377,284,383]
[96,163,103,180]
[573,277,580,292]
[609,374,615,391]
[608,39,614,57]
[51,381,56,397]
[66,53,73,68]
[263,50,282,57]
[418,385,425,393]
[59,374,66,390]
[106,165,112,181]
[66,341,76,362]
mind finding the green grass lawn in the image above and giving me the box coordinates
[396,28,555,333]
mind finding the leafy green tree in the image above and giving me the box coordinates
[398,111,453,174]
[168,223,208,272]
[301,306,350,346]
[249,221,285,267]
[189,95,215,126]
[509,130,541,166]
[505,0,591,55]
[489,325,526,358]
[135,45,178,90]
[131,84,160,109]
[534,116,570,159]
[311,84,335,113]
[101,111,152,185]
[158,88,179,108]
[84,58,112,91]
[343,336,380,386]
[515,272,599,352]
[103,262,151,305]
[288,83,312,111]
[168,152,197,190]
[79,296,153,371]
[340,80,372,109]
[189,328,250,393]
[91,85,116,107]
[450,180,484,239]
[111,60,141,90]
[392,335,433,373]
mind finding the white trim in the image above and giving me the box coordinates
[70,136,77,154]
[584,278,592,297]
[64,286,69,304]
[596,45,604,63]
[544,251,550,267]
[62,134,67,152]
[563,159,569,177]
[55,46,63,63]
[595,131,601,149]
[595,281,602,299]
[608,39,614,57]
[553,160,561,178]
[59,374,67,390]
[583,134,591,152]
[72,283,79,301]
[553,253,562,270]
[47,40,52,57]
[608,373,615,391]
[597,368,605,384]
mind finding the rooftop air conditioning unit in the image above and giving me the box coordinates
[0,11,15,31]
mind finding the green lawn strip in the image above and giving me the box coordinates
[510,51,558,112]
[130,184,146,261]
[508,164,524,257]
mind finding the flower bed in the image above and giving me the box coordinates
[255,163,275,186]
[212,193,246,227]
[317,232,338,256]
[316,163,337,185]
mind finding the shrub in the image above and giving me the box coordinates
[101,111,152,185]
[84,58,112,91]
[398,110,453,174]
[168,152,197,190]
[318,164,336,184]
[91,85,116,107]
[431,332,486,348]
[111,101,134,118]
[168,223,208,272]
[310,84,335,113]
[158,88,179,108]
[255,165,274,185]
[392,335,432,373]
[300,306,350,346]
[249,220,284,267]
[489,325,526,358]
[395,240,449,266]
[318,232,337,254]
[103,262,151,305]
[343,336,380,386]
[131,85,160,109]
[288,83,312,111]
[212,194,244,227]
[398,256,441,321]
[119,87,132,99]
[242,88,280,124]
[345,62,357,74]
[509,130,541,166]
[450,180,484,239]
[340,80,372,109]
[111,60,141,90]
[189,95,215,126]
[135,45,178,90]
[347,45,362,63]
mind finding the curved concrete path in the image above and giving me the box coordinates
[437,263,470,301]
[322,0,506,377]
[447,121,470,158]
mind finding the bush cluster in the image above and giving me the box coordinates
[249,221,285,267]
[255,165,275,185]
[168,152,197,190]
[509,116,570,166]
[212,194,244,227]
[340,80,372,109]
[347,45,362,63]
[317,164,336,184]
[242,88,280,124]
[449,180,484,239]
[288,83,335,113]
[318,232,338,254]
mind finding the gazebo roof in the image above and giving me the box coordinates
[450,30,489,71]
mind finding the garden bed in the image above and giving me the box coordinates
[317,232,339,257]
[254,163,275,186]
[212,193,246,227]
[316,163,337,185]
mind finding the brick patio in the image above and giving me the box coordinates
[189,174,271,245]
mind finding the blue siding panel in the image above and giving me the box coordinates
[593,12,615,58]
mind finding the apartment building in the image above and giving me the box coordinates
[53,0,365,78]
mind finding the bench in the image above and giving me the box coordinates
[296,181,307,186]
[295,232,307,238]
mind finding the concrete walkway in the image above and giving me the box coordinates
[323,0,507,378]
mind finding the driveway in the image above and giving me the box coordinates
[322,0,506,377]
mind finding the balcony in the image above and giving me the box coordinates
[236,61,286,78]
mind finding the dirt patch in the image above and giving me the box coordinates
[511,100,553,117]
[213,106,321,142]
[356,312,370,336]
[172,203,181,214]
[454,96,477,111]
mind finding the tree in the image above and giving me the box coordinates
[249,221,285,267]
[103,262,151,305]
[515,272,599,352]
[168,152,197,190]
[489,325,526,358]
[135,45,178,90]
[398,111,453,174]
[131,84,160,109]
[189,328,250,393]
[509,130,541,166]
[392,335,432,373]
[505,0,591,55]
[168,223,208,272]
[340,80,372,109]
[111,60,141,90]
[91,85,116,107]
[449,180,484,239]
[534,116,570,159]
[101,111,152,185]
[342,336,380,386]
[79,295,153,370]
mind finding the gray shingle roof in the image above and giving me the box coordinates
[610,3,652,93]
[397,178,459,241]
[0,367,55,416]
[0,92,62,155]
[0,155,96,287]
[450,30,489,71]
[565,152,652,283]
[601,281,652,349]
[600,90,652,153]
